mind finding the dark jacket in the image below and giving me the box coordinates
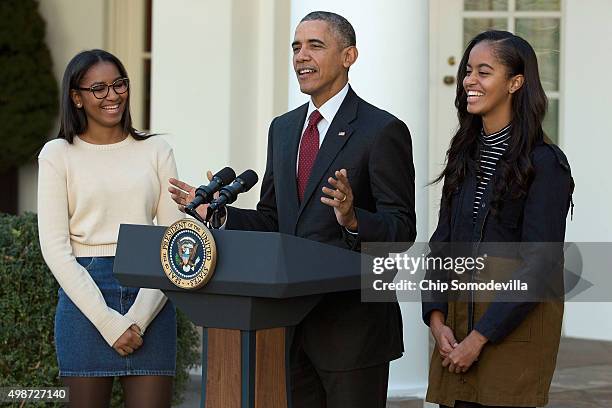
[422,139,574,406]
[226,87,416,370]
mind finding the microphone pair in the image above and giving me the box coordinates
[184,167,259,222]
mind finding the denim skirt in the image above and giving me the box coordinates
[55,257,177,377]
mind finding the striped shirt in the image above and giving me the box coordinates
[473,124,511,222]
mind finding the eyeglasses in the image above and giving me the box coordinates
[75,77,129,99]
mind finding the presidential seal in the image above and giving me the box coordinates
[160,219,217,290]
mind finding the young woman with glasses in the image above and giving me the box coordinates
[37,49,182,408]
[423,31,574,408]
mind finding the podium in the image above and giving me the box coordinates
[113,224,363,408]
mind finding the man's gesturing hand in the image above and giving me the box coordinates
[168,170,213,220]
[321,169,358,232]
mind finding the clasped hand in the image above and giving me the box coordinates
[430,311,487,374]
[441,330,487,374]
[113,324,143,357]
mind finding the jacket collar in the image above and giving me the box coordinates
[297,86,358,216]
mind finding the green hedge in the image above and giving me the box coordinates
[0,213,200,407]
[0,0,58,173]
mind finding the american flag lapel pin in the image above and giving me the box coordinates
[338,131,346,136]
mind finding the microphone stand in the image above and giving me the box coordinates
[185,201,224,229]
[185,206,206,224]
[206,207,226,229]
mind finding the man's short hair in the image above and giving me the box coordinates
[300,11,356,48]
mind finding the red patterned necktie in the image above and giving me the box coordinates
[297,110,324,202]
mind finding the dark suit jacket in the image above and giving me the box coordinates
[226,86,416,370]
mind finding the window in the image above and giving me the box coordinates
[462,0,562,142]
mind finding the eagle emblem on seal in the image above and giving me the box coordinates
[175,236,201,273]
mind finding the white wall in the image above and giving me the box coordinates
[151,0,233,189]
[562,0,612,340]
[562,1,612,242]
[39,0,107,84]
[18,0,107,213]
[151,0,289,208]
[288,0,430,397]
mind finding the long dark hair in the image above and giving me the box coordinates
[433,30,548,213]
[57,49,149,143]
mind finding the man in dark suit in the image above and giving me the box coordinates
[169,11,416,408]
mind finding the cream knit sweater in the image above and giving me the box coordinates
[37,135,183,347]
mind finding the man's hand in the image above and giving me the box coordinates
[321,169,358,231]
[168,171,213,220]
[112,324,143,357]
[442,330,487,373]
[429,310,458,359]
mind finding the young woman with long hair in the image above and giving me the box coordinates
[423,31,574,408]
[37,49,182,408]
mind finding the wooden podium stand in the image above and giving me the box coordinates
[114,224,363,408]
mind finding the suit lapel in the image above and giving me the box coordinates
[296,88,359,221]
[279,103,308,219]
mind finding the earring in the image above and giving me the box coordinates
[76,104,82,108]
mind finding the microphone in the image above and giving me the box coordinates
[185,167,235,218]
[208,170,259,212]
